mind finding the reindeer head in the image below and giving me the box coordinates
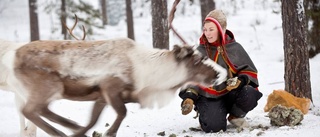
[172,45,227,87]
[168,0,227,87]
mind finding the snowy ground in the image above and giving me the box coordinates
[1,0,320,137]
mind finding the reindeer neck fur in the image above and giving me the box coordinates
[128,46,190,92]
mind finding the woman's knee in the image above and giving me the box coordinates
[196,97,228,133]
[201,120,227,133]
[199,108,227,133]
[235,85,262,112]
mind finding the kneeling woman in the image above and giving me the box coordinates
[179,9,262,133]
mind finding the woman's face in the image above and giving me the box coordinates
[203,22,219,43]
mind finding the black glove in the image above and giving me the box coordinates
[226,75,248,91]
[179,87,199,101]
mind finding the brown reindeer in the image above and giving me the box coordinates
[7,37,227,137]
[4,1,227,136]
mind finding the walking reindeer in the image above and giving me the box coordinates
[2,0,228,136]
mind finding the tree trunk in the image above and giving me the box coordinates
[100,0,108,25]
[126,0,135,40]
[281,0,312,101]
[28,0,39,41]
[61,0,67,39]
[151,0,169,49]
[200,0,215,24]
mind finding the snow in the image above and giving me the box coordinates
[1,0,320,137]
[297,0,305,22]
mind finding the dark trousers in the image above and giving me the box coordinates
[195,85,262,133]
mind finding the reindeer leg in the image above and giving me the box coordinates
[72,98,107,137]
[98,77,128,137]
[40,107,83,131]
[14,93,29,137]
[20,73,77,136]
[25,121,37,137]
[22,102,67,137]
[14,92,37,137]
[103,94,126,137]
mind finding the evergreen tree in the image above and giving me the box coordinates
[44,0,103,40]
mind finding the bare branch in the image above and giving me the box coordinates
[168,0,188,45]
[62,14,86,40]
[168,0,180,26]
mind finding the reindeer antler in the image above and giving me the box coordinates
[168,0,188,45]
[62,14,86,40]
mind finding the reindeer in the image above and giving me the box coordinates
[3,1,228,136]
[5,36,227,137]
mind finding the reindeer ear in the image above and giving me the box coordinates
[173,45,194,60]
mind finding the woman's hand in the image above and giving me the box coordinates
[179,87,199,115]
[181,98,194,115]
[226,75,248,91]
